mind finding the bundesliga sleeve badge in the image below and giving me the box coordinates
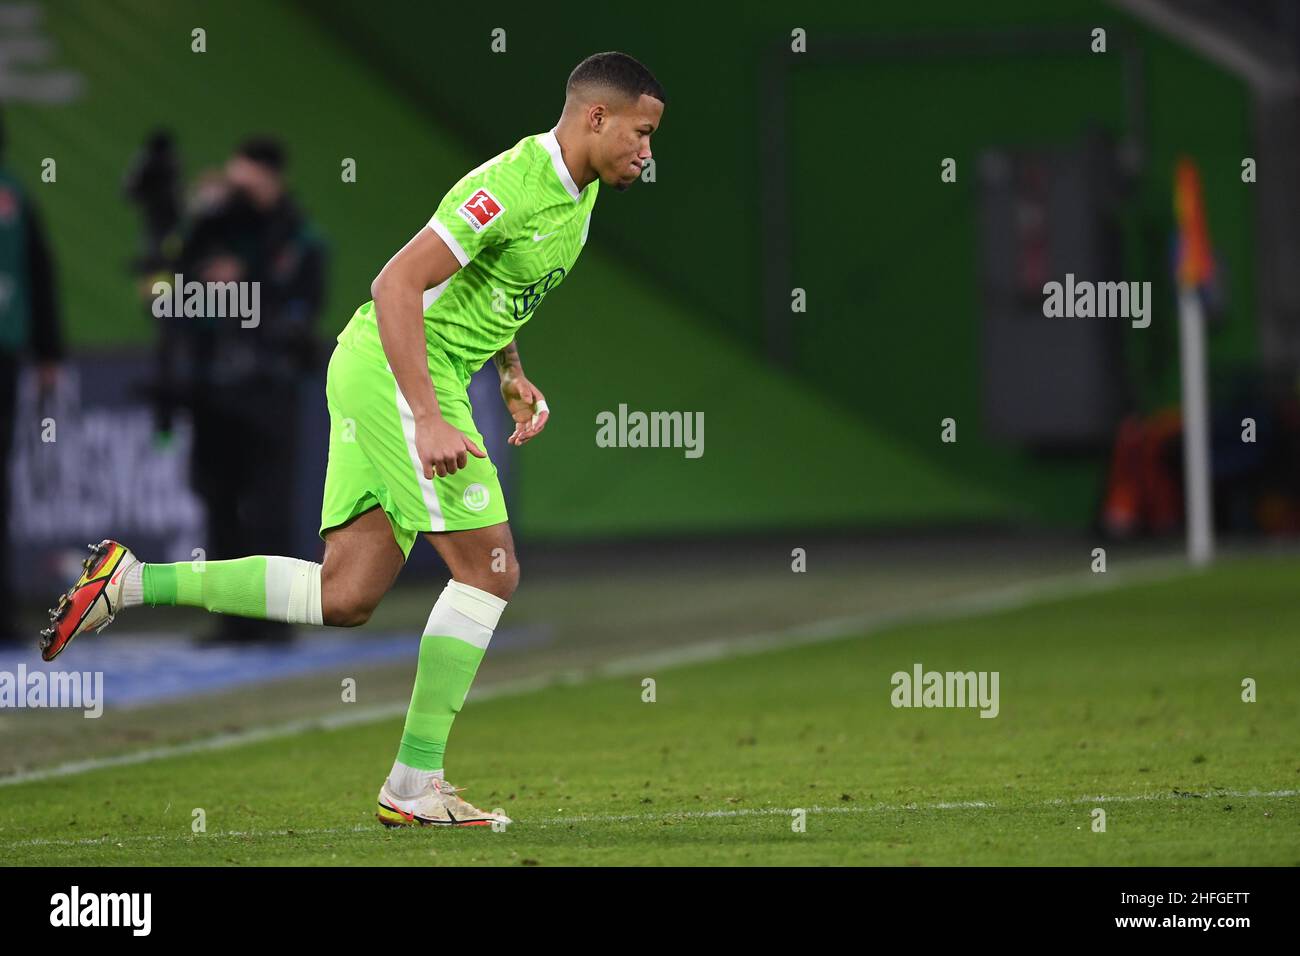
[457,187,504,232]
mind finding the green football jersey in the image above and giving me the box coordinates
[339,128,598,376]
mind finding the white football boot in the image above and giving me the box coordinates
[376,777,512,828]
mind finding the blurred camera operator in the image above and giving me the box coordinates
[168,137,327,645]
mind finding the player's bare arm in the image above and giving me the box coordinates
[371,227,487,478]
[494,339,550,446]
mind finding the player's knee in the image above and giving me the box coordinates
[498,559,520,600]
[485,565,520,602]
[322,593,378,628]
[461,557,518,602]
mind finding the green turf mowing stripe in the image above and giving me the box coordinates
[0,558,1190,788]
[5,789,1296,851]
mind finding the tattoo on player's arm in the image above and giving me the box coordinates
[494,340,522,375]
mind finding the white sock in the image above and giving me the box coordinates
[120,561,145,608]
[264,557,323,625]
[388,761,444,799]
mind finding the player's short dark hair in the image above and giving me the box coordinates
[567,52,665,107]
[234,137,287,173]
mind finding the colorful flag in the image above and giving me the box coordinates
[1173,157,1215,291]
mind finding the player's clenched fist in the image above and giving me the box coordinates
[415,416,486,478]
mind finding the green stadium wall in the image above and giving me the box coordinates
[5,0,1256,539]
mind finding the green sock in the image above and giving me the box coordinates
[396,582,504,771]
[141,555,324,625]
[141,556,269,617]
[397,637,486,770]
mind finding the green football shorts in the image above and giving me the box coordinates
[319,339,508,559]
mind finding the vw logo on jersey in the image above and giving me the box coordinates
[513,267,566,321]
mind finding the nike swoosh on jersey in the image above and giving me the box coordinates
[532,231,557,241]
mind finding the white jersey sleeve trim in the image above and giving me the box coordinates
[427,215,470,267]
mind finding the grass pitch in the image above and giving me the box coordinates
[0,556,1296,865]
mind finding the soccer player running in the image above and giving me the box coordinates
[41,52,665,828]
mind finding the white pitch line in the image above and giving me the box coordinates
[1056,788,1299,805]
[0,557,1191,789]
[529,788,1299,825]
[2,788,1294,850]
